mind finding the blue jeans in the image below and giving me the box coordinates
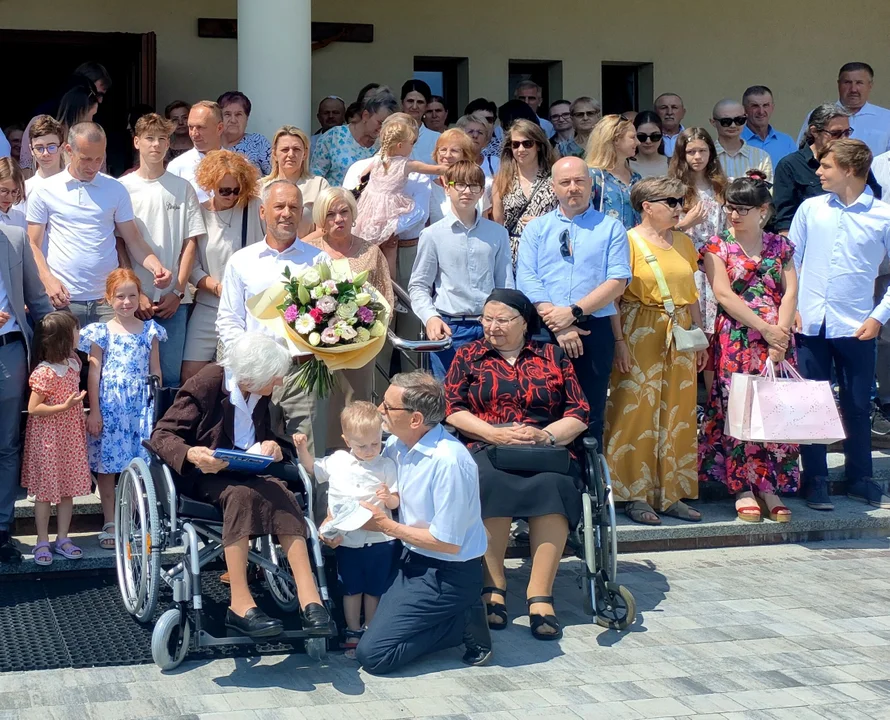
[797,325,876,483]
[0,338,27,531]
[153,304,189,388]
[429,318,485,382]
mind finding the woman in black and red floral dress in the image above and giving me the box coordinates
[445,289,589,642]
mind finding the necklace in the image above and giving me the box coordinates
[214,205,237,229]
[323,233,356,259]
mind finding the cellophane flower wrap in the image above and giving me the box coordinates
[245,262,391,398]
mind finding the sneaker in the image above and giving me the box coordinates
[847,478,890,509]
[871,406,890,436]
[805,477,834,511]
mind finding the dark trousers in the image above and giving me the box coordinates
[355,550,483,675]
[429,318,485,382]
[797,325,876,483]
[0,339,27,532]
[549,316,614,450]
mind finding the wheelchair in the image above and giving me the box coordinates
[113,378,338,671]
[573,437,636,630]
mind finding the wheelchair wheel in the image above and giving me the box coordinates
[115,459,161,623]
[596,455,619,582]
[305,637,327,662]
[151,608,191,671]
[595,583,636,630]
[259,536,301,613]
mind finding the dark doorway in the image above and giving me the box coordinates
[414,56,469,126]
[0,29,156,176]
[601,62,654,115]
[508,60,563,110]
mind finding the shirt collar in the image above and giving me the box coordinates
[829,190,875,211]
[555,202,594,223]
[847,101,875,117]
[447,208,481,232]
[62,167,99,187]
[464,338,549,362]
[715,139,750,157]
[224,368,260,413]
[742,125,777,142]
[258,238,309,258]
[405,424,445,457]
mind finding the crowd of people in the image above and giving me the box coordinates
[1,58,890,674]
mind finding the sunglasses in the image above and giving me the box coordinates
[823,127,854,139]
[650,197,684,209]
[714,116,747,127]
[572,110,600,118]
[217,186,241,197]
[559,228,574,264]
[637,132,663,143]
[511,139,536,149]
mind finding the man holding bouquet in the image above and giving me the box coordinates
[216,180,329,452]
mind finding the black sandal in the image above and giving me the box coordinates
[527,595,562,641]
[483,586,508,630]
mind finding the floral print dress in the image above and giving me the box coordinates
[590,167,642,230]
[501,171,559,267]
[310,125,376,188]
[698,231,800,495]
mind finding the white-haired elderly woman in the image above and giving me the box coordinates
[147,333,331,638]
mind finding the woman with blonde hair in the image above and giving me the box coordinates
[181,150,264,382]
[457,112,499,178]
[0,158,27,231]
[492,119,558,266]
[305,186,394,446]
[585,114,642,229]
[262,125,331,237]
[427,127,493,225]
[353,116,445,278]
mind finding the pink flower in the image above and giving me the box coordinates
[283,305,299,323]
[317,295,338,314]
[309,307,324,323]
[320,327,340,345]
[357,306,375,324]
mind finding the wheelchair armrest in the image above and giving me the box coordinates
[582,436,599,454]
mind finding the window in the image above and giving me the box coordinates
[414,56,468,124]
[508,60,563,113]
[601,62,654,115]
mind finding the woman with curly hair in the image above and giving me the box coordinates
[262,125,331,237]
[181,150,264,382]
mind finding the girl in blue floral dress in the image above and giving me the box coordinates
[80,269,166,549]
[586,114,642,229]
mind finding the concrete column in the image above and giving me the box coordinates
[237,0,311,138]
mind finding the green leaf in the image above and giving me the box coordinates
[283,266,292,279]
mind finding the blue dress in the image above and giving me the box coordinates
[79,320,167,473]
[590,167,642,230]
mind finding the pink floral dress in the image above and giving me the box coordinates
[353,155,415,246]
[698,231,800,495]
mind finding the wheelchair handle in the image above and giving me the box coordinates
[582,437,599,453]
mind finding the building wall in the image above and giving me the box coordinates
[3,0,890,138]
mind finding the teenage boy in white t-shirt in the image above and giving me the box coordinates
[119,113,205,387]
[293,401,400,657]
[16,115,66,216]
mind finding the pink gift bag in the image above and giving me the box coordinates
[726,360,846,444]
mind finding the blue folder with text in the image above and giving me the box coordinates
[212,449,274,473]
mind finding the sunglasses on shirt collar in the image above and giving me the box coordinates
[559,229,575,264]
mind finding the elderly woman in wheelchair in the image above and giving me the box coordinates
[443,289,591,641]
[146,333,331,639]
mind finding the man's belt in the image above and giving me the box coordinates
[0,331,24,348]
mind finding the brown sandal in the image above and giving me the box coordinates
[661,501,702,522]
[625,501,661,525]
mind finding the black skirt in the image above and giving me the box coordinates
[473,446,583,528]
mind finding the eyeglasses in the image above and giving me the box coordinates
[822,127,854,139]
[382,401,411,413]
[559,228,574,264]
[714,116,748,127]
[480,314,522,327]
[572,110,600,118]
[448,181,484,194]
[550,112,571,121]
[516,95,538,102]
[0,188,19,198]
[636,132,663,143]
[650,197,684,209]
[723,204,754,216]
[217,186,241,197]
[32,143,60,155]
[511,139,536,149]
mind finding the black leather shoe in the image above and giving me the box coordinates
[804,477,834,511]
[462,603,493,666]
[225,607,283,638]
[301,602,331,634]
[0,531,23,564]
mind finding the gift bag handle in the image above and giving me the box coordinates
[760,359,804,381]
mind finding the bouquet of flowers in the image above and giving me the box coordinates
[247,262,390,398]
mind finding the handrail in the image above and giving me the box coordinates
[386,280,452,353]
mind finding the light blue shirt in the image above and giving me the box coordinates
[797,102,890,156]
[517,203,631,316]
[662,126,684,158]
[741,125,797,166]
[382,424,487,562]
[408,210,514,325]
[790,190,890,337]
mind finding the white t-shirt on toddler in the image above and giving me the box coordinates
[314,450,399,548]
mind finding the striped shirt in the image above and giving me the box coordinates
[715,140,774,182]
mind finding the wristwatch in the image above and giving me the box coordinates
[570,304,584,320]
[175,290,185,300]
[544,430,557,446]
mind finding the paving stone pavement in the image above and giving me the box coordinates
[2,538,889,720]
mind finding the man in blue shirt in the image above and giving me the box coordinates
[517,156,631,449]
[355,371,491,674]
[741,85,797,166]
[790,139,890,511]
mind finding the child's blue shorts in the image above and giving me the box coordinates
[335,540,400,597]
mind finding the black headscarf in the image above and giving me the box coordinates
[484,289,540,335]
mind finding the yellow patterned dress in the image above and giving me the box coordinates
[604,230,700,511]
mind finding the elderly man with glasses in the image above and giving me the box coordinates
[710,99,774,181]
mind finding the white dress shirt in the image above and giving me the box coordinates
[216,237,327,352]
[224,368,261,450]
[873,150,890,198]
[167,147,210,203]
[411,125,440,164]
[797,102,890,156]
[314,450,399,547]
[790,190,890,337]
[382,424,487,562]
[343,156,431,240]
[409,209,514,324]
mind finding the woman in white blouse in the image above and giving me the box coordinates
[181,151,264,382]
[262,126,331,237]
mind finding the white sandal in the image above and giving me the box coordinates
[98,522,115,550]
